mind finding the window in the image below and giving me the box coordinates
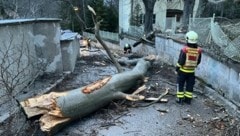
[139,14,155,24]
[139,14,145,24]
[166,9,183,22]
[153,14,156,24]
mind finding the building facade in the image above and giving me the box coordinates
[119,0,185,35]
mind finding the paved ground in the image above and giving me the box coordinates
[1,46,239,136]
[54,48,239,136]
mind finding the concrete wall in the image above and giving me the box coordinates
[0,19,81,126]
[154,0,167,31]
[119,0,186,32]
[0,18,62,99]
[33,20,63,73]
[61,39,80,72]
[155,35,240,107]
[119,0,131,33]
[0,22,37,97]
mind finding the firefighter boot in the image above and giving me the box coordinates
[176,98,184,105]
[184,98,192,104]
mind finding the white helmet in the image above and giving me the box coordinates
[125,43,130,48]
[185,31,198,44]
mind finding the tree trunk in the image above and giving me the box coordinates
[182,0,195,30]
[142,0,156,34]
[132,31,156,47]
[94,21,123,73]
[195,0,208,17]
[20,59,151,135]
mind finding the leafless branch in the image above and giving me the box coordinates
[87,5,123,73]
[0,31,48,135]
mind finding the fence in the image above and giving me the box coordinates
[127,25,144,37]
[100,31,119,41]
[83,30,119,42]
[127,17,177,37]
[189,16,240,62]
[165,17,177,33]
[189,17,212,46]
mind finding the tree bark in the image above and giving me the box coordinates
[94,21,123,73]
[195,0,208,17]
[132,31,156,47]
[182,0,196,30]
[20,59,151,135]
[142,0,156,34]
[88,5,123,73]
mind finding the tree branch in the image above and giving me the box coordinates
[88,5,123,73]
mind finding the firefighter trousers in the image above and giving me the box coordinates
[176,71,195,100]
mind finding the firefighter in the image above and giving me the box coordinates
[124,43,132,54]
[87,38,91,50]
[175,31,202,104]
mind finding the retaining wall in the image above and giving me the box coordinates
[121,34,240,117]
[155,35,240,108]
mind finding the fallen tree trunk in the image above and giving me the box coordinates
[20,59,151,135]
[132,31,157,47]
[118,55,156,66]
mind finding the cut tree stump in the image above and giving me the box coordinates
[20,59,151,135]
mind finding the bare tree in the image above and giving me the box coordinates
[0,0,62,19]
[0,33,47,135]
[0,0,19,18]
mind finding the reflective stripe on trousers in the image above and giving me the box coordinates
[184,91,193,98]
[177,71,195,99]
[176,91,193,98]
[177,91,184,98]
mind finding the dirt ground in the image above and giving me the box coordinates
[2,46,240,136]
